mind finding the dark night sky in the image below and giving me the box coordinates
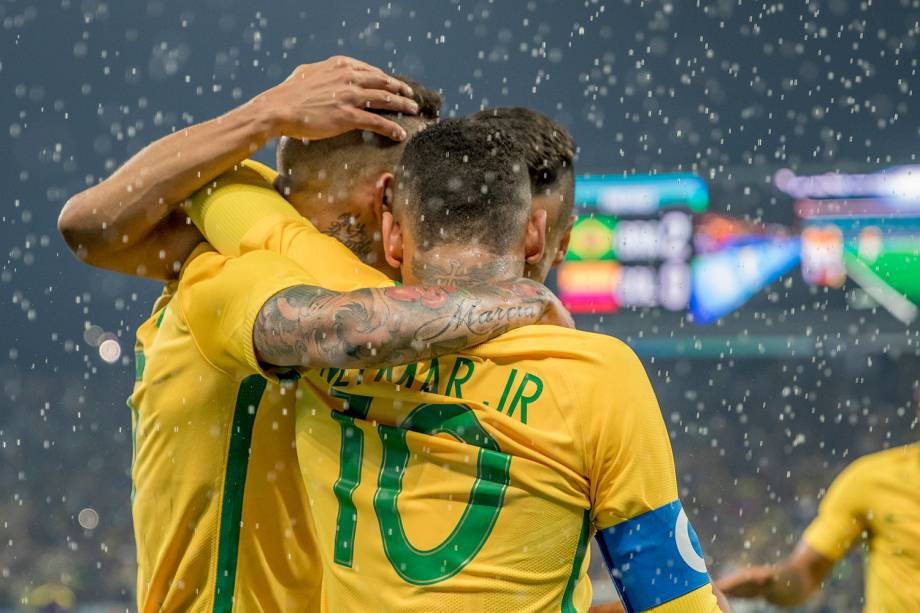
[2,0,918,373]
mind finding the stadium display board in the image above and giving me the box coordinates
[558,167,920,326]
[558,174,704,314]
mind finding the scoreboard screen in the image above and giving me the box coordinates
[558,174,704,314]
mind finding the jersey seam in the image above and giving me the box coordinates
[560,366,591,492]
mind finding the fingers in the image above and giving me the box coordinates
[352,71,415,99]
[329,55,414,98]
[346,109,409,141]
[351,87,419,115]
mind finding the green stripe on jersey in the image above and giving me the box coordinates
[561,510,591,613]
[154,306,167,328]
[127,398,139,504]
[212,375,267,613]
[134,350,145,381]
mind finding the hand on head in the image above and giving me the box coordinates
[252,55,419,142]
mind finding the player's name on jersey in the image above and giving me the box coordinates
[316,357,543,424]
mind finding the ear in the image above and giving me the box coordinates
[381,209,404,270]
[551,214,577,266]
[372,172,395,225]
[525,208,547,265]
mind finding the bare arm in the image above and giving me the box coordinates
[254,280,573,369]
[58,56,418,280]
[716,542,835,607]
[58,102,272,279]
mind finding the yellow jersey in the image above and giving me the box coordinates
[181,166,721,613]
[803,443,920,613]
[128,161,326,613]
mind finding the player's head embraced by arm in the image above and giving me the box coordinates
[381,117,548,286]
[272,76,443,280]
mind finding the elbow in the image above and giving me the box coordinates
[58,195,93,261]
[58,193,112,264]
[58,197,88,260]
[304,338,369,371]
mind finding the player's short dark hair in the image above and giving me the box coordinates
[393,118,531,254]
[277,76,442,194]
[471,107,575,199]
[385,75,442,121]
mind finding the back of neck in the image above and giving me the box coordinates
[410,246,521,286]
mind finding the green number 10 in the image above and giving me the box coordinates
[329,389,511,585]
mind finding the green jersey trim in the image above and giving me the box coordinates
[561,510,591,612]
[212,375,267,613]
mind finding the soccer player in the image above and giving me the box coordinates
[471,107,577,281]
[185,119,726,612]
[58,58,568,612]
[717,391,920,611]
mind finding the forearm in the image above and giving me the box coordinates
[714,586,732,612]
[59,101,275,260]
[254,281,552,369]
[760,564,819,606]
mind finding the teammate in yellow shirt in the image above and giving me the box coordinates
[718,394,920,611]
[184,118,725,612]
[59,57,425,612]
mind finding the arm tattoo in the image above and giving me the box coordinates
[253,279,555,369]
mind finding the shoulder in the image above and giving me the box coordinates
[493,325,638,362]
[829,446,910,493]
[846,444,917,477]
[549,328,644,376]
[490,327,649,396]
[478,327,647,393]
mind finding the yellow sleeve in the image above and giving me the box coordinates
[585,340,678,528]
[802,459,868,561]
[644,586,720,613]
[583,340,717,612]
[185,161,301,257]
[185,160,392,291]
[176,247,321,381]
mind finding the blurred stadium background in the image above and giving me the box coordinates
[2,0,919,610]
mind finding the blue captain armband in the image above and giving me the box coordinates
[596,500,711,612]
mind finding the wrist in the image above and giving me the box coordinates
[226,95,281,143]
